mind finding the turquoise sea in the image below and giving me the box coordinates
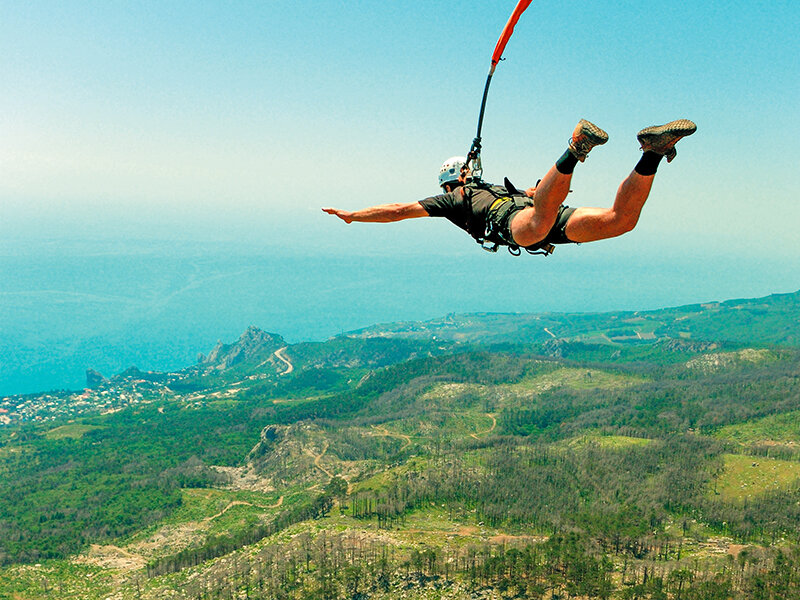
[1,239,797,396]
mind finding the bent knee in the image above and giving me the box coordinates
[616,214,639,235]
[611,218,637,236]
[599,212,639,238]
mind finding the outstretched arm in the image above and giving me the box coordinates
[322,202,429,224]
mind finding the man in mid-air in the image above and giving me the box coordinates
[323,119,696,255]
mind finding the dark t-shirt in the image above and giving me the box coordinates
[419,184,510,240]
[420,182,577,250]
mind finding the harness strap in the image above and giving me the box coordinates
[489,197,507,212]
[481,194,556,257]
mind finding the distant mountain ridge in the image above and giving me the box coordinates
[4,288,799,412]
[346,288,800,349]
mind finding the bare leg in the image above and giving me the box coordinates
[510,119,609,247]
[509,164,572,247]
[555,119,695,245]
[564,171,655,243]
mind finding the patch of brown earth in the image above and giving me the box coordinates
[73,544,146,571]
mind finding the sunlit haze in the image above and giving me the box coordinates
[1,0,799,393]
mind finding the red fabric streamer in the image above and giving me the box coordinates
[491,0,533,68]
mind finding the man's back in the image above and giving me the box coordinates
[419,183,522,241]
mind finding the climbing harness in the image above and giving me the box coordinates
[465,181,556,257]
[481,197,556,257]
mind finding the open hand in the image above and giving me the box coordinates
[322,207,353,223]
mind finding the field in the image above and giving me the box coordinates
[712,453,800,502]
[716,410,800,444]
[44,423,104,440]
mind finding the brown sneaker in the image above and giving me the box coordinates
[637,119,697,162]
[568,119,609,162]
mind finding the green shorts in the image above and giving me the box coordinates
[487,199,577,250]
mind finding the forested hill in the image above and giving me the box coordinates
[349,288,800,348]
[3,288,800,599]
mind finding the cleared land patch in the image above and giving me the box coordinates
[1,560,113,600]
[44,423,104,440]
[562,434,654,450]
[503,367,644,394]
[712,453,800,502]
[715,410,800,444]
[120,488,290,560]
[418,368,644,414]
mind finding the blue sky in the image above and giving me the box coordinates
[1,1,799,394]
[2,0,798,256]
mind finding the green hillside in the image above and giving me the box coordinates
[2,289,800,599]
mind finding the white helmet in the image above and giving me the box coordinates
[438,156,468,188]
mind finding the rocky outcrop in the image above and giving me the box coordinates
[686,348,774,373]
[85,368,107,388]
[200,326,285,371]
[247,422,338,487]
[660,338,719,354]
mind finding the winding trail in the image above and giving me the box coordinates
[470,413,497,440]
[204,501,252,522]
[303,442,357,497]
[273,347,294,375]
[306,443,334,479]
[204,495,286,522]
[371,425,412,451]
